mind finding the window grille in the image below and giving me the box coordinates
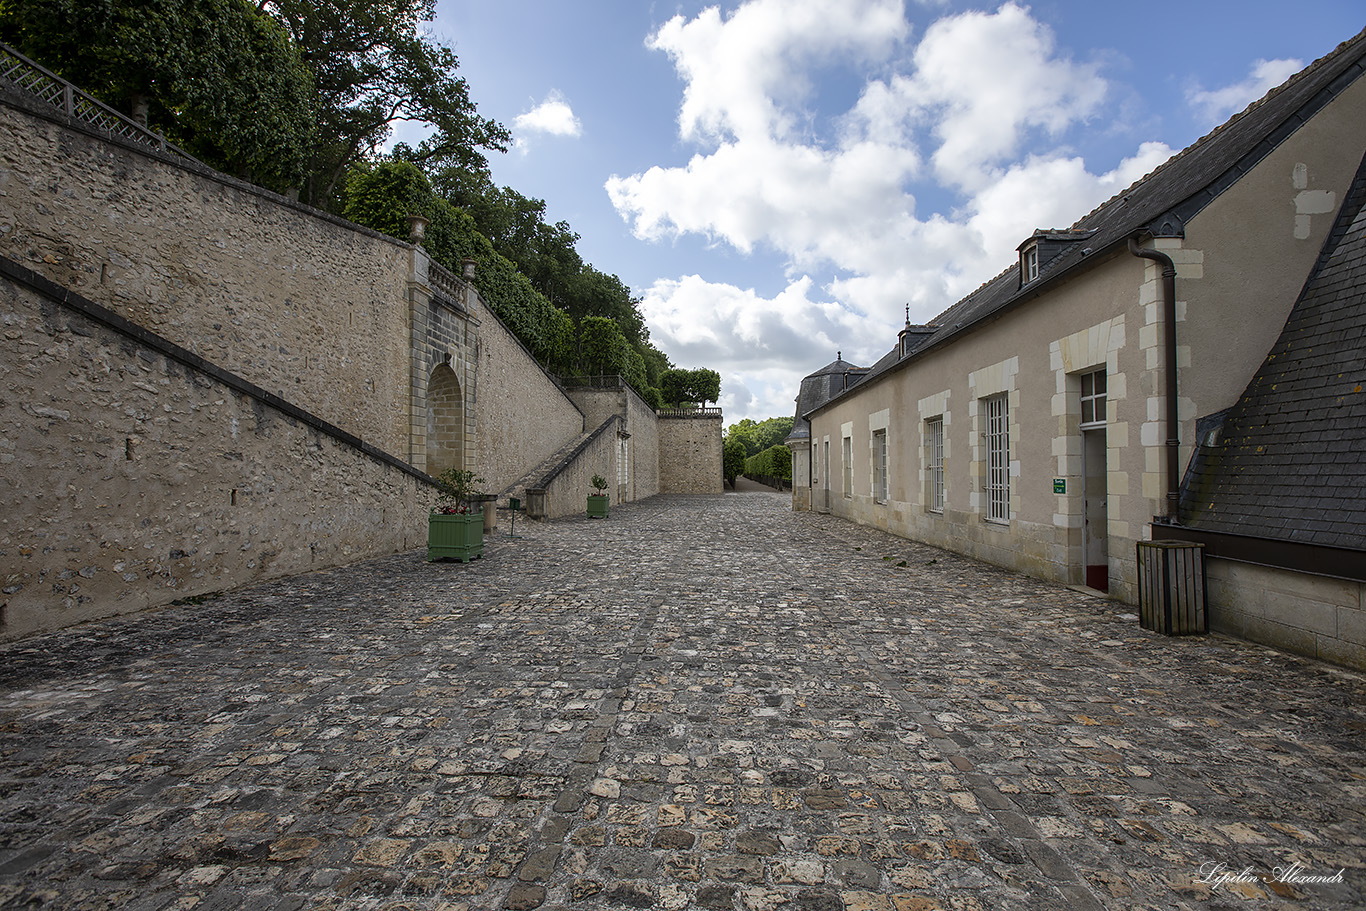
[985,395,1009,522]
[1080,369,1107,427]
[927,418,944,513]
[842,437,852,498]
[873,429,888,503]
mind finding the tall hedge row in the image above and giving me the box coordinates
[744,444,792,484]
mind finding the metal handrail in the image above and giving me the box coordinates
[0,41,201,164]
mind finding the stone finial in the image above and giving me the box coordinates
[407,214,429,245]
[461,258,477,280]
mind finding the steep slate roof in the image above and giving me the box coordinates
[787,357,868,442]
[1180,151,1366,550]
[808,27,1366,416]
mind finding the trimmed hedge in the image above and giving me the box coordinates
[745,444,792,487]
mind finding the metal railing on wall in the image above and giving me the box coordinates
[0,41,201,165]
[558,374,628,389]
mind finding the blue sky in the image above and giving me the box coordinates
[409,1,1364,425]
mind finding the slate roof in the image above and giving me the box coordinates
[808,27,1366,416]
[1179,150,1366,550]
[786,357,867,442]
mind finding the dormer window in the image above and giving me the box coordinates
[1022,245,1040,283]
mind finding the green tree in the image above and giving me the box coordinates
[690,368,721,406]
[341,158,431,239]
[726,421,760,457]
[660,368,690,407]
[259,0,509,207]
[0,0,316,191]
[578,316,630,378]
[723,437,747,487]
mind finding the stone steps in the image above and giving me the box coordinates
[498,429,596,504]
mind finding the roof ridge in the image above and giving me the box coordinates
[1068,27,1366,231]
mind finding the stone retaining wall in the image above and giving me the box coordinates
[0,263,431,640]
[658,414,723,494]
[0,90,417,454]
[526,418,623,520]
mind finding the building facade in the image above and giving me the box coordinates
[788,31,1366,669]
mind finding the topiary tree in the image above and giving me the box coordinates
[689,368,721,406]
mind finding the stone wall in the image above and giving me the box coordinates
[526,418,623,520]
[0,89,414,454]
[0,263,433,640]
[563,383,660,503]
[1206,559,1365,670]
[472,303,584,495]
[658,413,723,494]
[624,387,660,502]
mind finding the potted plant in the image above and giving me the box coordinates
[587,473,610,518]
[428,468,486,563]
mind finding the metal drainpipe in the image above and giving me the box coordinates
[1127,236,1181,524]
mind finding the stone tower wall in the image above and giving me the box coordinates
[658,413,724,494]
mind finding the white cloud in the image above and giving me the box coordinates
[889,2,1107,191]
[638,273,876,426]
[1187,58,1303,125]
[513,91,583,141]
[647,0,908,143]
[613,1,1183,422]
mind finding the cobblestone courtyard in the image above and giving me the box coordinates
[1,493,1363,910]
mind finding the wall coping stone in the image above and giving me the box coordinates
[0,84,409,254]
[0,254,440,490]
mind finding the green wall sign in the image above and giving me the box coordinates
[1053,478,1067,494]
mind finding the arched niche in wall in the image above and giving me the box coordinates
[426,362,464,476]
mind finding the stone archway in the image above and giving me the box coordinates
[426,362,464,476]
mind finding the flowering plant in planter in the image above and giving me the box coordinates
[433,468,486,515]
[429,468,487,563]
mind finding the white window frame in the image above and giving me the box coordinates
[985,394,1009,523]
[1022,245,1039,283]
[872,429,888,504]
[1080,369,1107,429]
[927,417,944,513]
[842,436,853,498]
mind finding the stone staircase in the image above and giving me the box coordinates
[498,429,596,506]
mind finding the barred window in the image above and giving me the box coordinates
[872,429,888,503]
[927,418,944,513]
[985,394,1009,522]
[842,436,853,498]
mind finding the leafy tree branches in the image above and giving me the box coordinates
[258,0,509,206]
[1,0,316,190]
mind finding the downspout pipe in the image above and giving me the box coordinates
[1127,236,1181,524]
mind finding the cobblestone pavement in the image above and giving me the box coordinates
[2,493,1364,911]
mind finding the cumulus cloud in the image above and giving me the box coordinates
[638,273,877,430]
[513,90,582,141]
[1187,58,1303,125]
[613,1,1184,421]
[647,0,908,143]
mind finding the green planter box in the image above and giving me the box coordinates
[587,494,609,519]
[428,511,484,562]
